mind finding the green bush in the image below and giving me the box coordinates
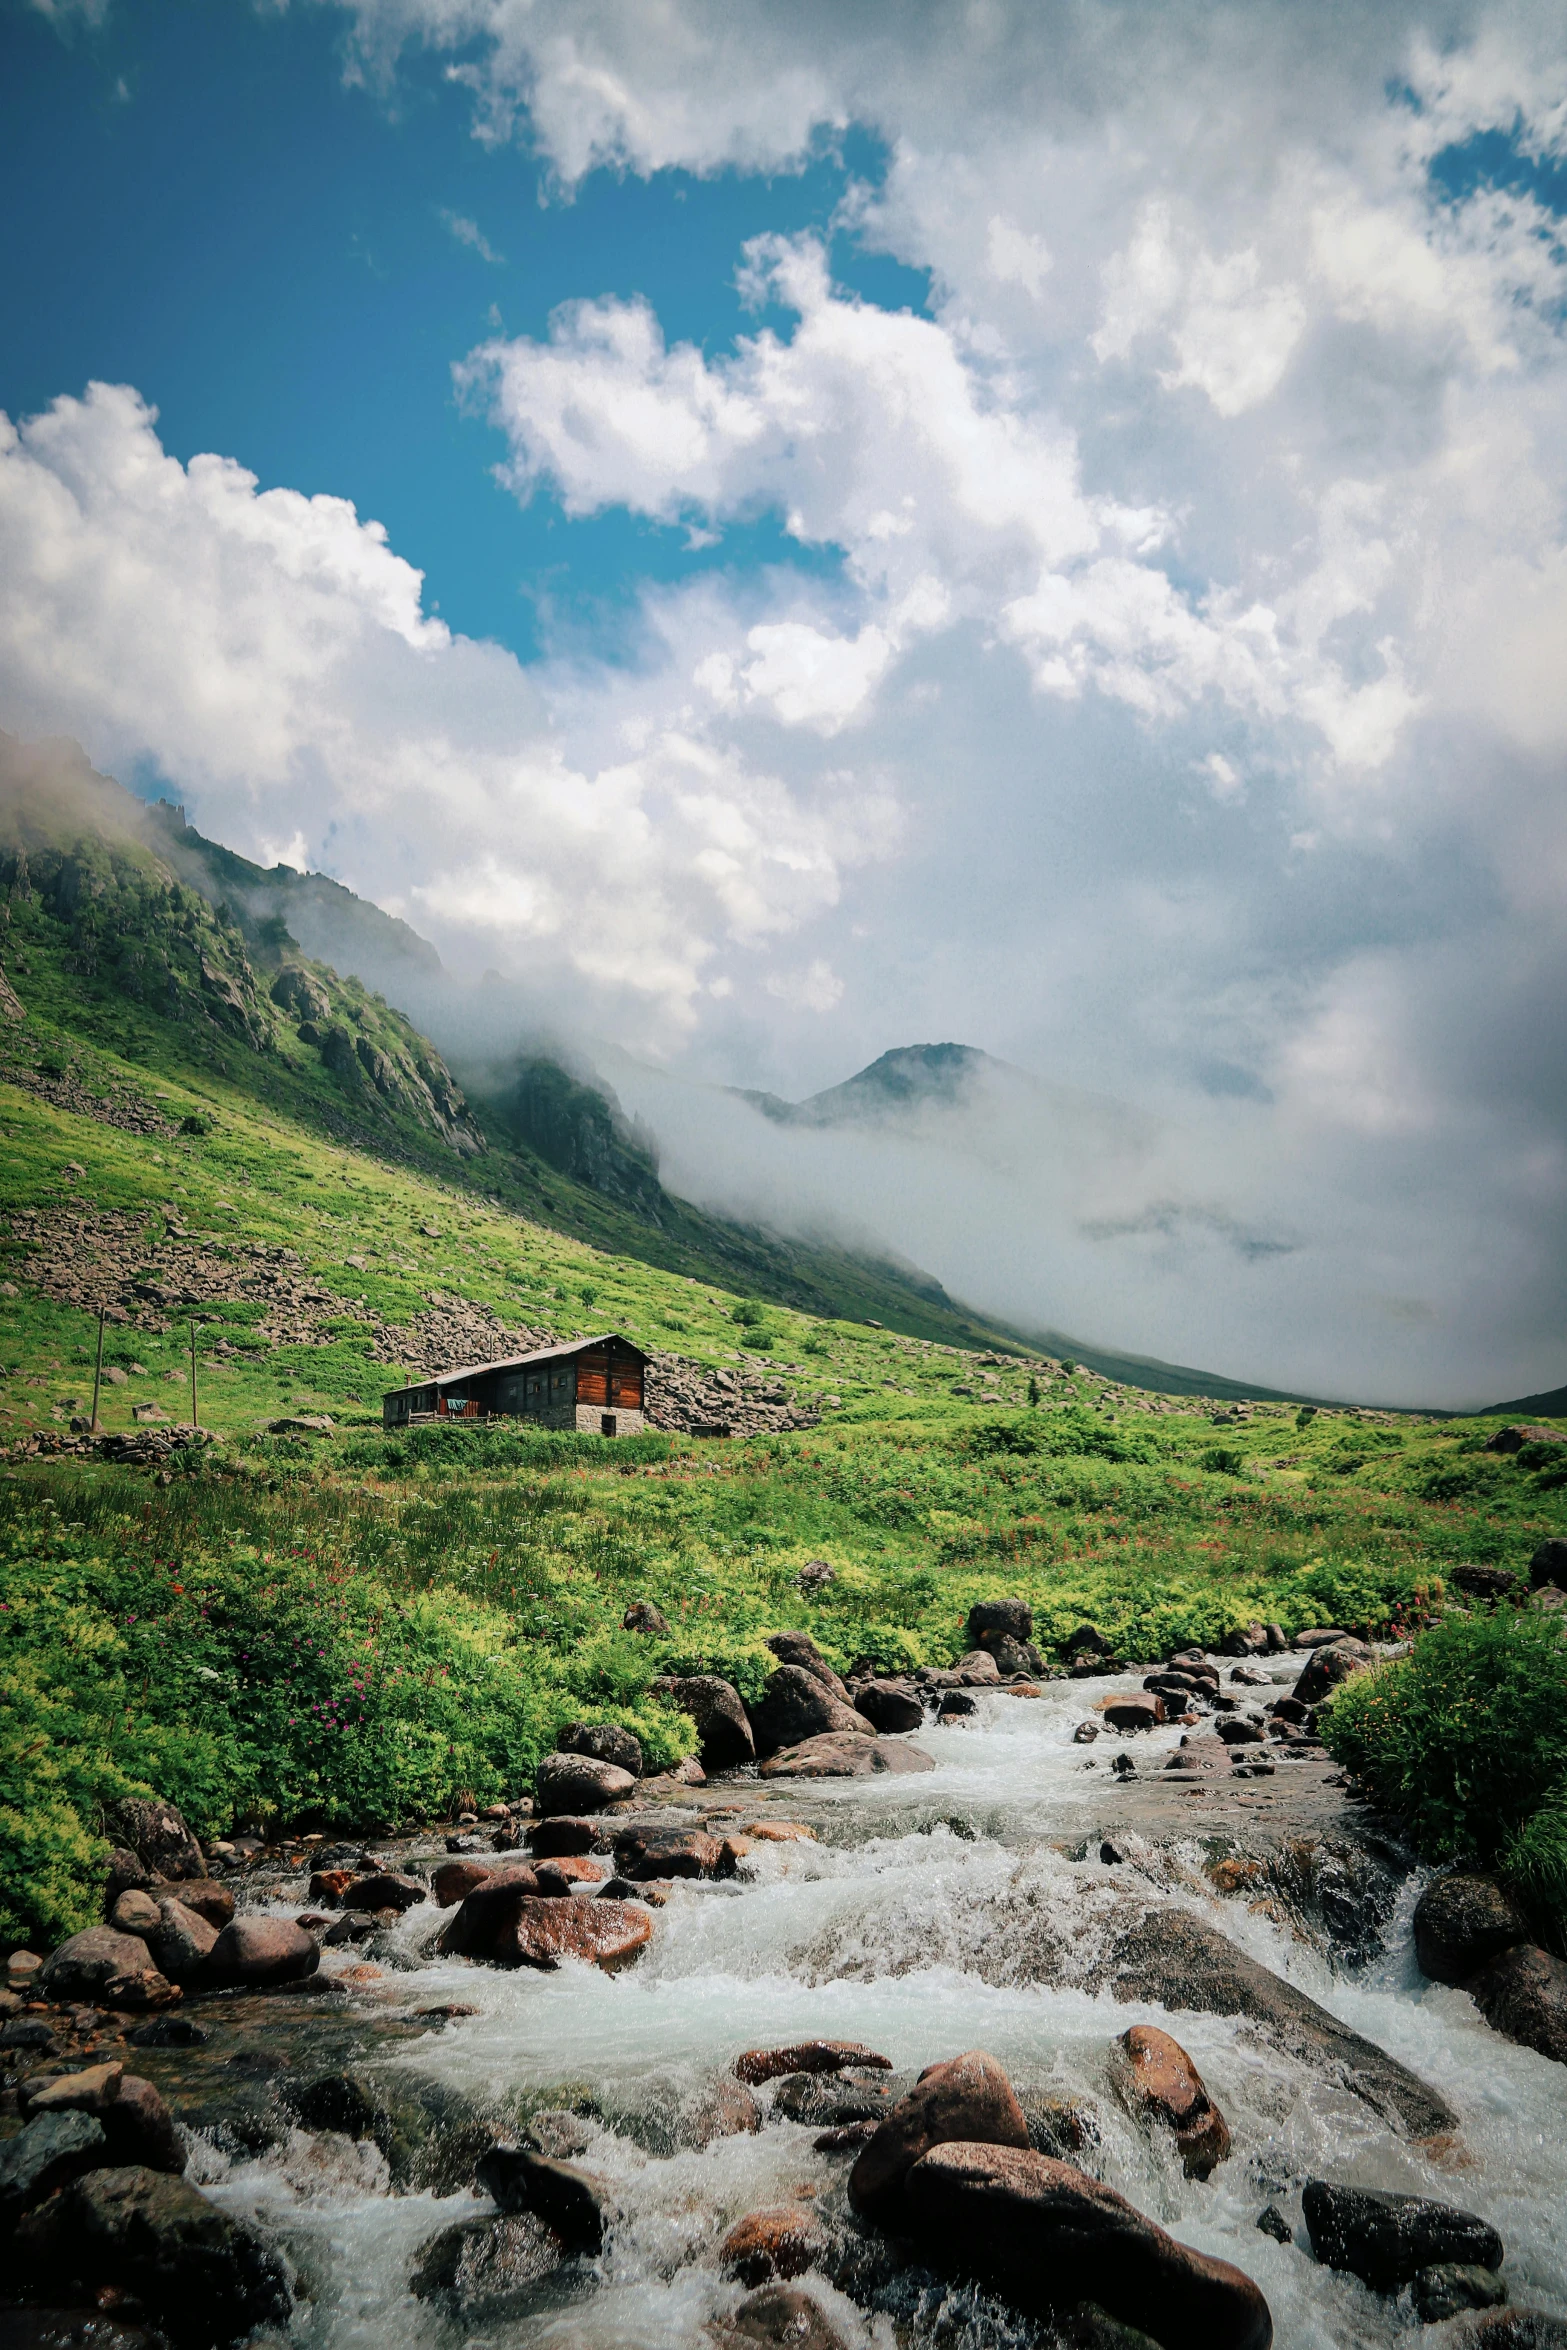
[1201,1446,1244,1476]
[1322,1610,1567,1927]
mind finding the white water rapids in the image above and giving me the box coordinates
[197,1668,1567,2349]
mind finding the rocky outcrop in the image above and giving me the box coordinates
[849,2048,1029,2229]
[1413,1875,1529,1985]
[1109,2026,1231,2179]
[113,1798,204,1882]
[1302,2179,1502,2292]
[645,1352,821,1438]
[649,1675,756,1770]
[903,2142,1272,2350]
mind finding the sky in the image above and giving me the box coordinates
[1,0,1565,1405]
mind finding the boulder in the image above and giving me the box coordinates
[951,1649,1003,1682]
[148,1898,219,1985]
[849,2048,1030,2230]
[1414,2265,1511,2323]
[40,1928,173,2010]
[1529,1537,1567,1591]
[532,1857,606,1896]
[749,1666,872,1756]
[1064,1625,1108,1659]
[623,1599,670,1634]
[0,2110,108,2219]
[26,2062,125,2117]
[1447,2318,1567,2348]
[434,1859,498,1907]
[720,2204,828,2287]
[436,1872,543,1955]
[727,2284,848,2350]
[854,1680,925,1734]
[985,1636,1038,1677]
[169,1881,234,1930]
[105,1847,160,1907]
[410,2211,566,2314]
[1463,1942,1567,2065]
[678,2077,763,2145]
[612,1825,726,1881]
[13,2164,290,2347]
[1413,1874,1530,1986]
[773,2072,893,2128]
[1091,1909,1456,2139]
[1221,1623,1270,1657]
[208,1916,320,1987]
[342,1871,427,1913]
[765,1632,849,1699]
[102,2075,186,2175]
[939,1692,977,1718]
[903,2142,1272,2350]
[1486,1425,1567,1455]
[1110,2026,1231,2180]
[736,2041,892,2085]
[113,1799,204,1883]
[1293,1628,1351,1648]
[966,1597,1033,1648]
[477,2144,617,2253]
[1453,1564,1523,1602]
[759,1733,935,1779]
[448,1889,652,1973]
[558,1721,644,1778]
[1302,2180,1502,2291]
[534,1752,637,1815]
[1293,1640,1374,1706]
[650,1674,756,1770]
[112,1889,163,1936]
[529,1815,614,1859]
[1103,1696,1163,1733]
[1216,1719,1267,1745]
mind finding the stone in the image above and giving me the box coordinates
[128,2016,209,2049]
[849,2048,1030,2230]
[112,1798,204,1883]
[815,2120,880,2152]
[773,2072,893,2127]
[1414,1874,1530,1985]
[1414,2265,1511,2323]
[434,1858,499,1907]
[208,1916,321,1986]
[623,1599,670,1633]
[1064,1624,1108,1658]
[1216,1719,1267,1745]
[0,2110,108,2219]
[984,1635,1038,1677]
[1221,1623,1270,1656]
[680,2077,762,2144]
[450,1890,652,1973]
[649,1674,756,1769]
[1073,1722,1100,1743]
[853,1679,925,1734]
[477,2144,617,2253]
[170,1881,235,1930]
[1293,1640,1374,1705]
[558,1720,644,1778]
[765,1631,849,1698]
[529,1815,613,1858]
[745,1821,817,1843]
[728,2283,849,2350]
[0,2016,56,2050]
[1110,2025,1231,2179]
[759,1733,935,1778]
[40,1928,170,2008]
[26,2062,125,2116]
[1092,1909,1456,2139]
[720,2204,828,2287]
[309,1867,355,1904]
[612,1825,725,1880]
[13,2164,290,2347]
[534,1751,638,1815]
[1463,1942,1567,2065]
[966,1598,1034,1648]
[951,1649,1003,1682]
[1529,1537,1567,1591]
[343,1870,427,1913]
[1453,1564,1523,1602]
[533,1857,607,1896]
[748,1666,873,1755]
[735,2041,890,2086]
[1486,1424,1567,1454]
[105,1848,159,1907]
[1256,2206,1292,2245]
[939,1691,977,1718]
[436,1872,544,1956]
[903,2142,1273,2350]
[148,1898,219,1985]
[1448,2318,1567,2348]
[1302,2180,1502,2291]
[102,2075,186,2174]
[1294,1628,1351,1648]
[411,2211,567,2313]
[111,1889,163,1936]
[1102,1696,1163,1733]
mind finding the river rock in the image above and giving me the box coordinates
[26,2061,126,2117]
[772,2071,893,2126]
[147,1898,219,1985]
[410,2210,567,2314]
[939,1691,977,1718]
[105,1846,160,1907]
[529,1815,614,1858]
[435,1858,499,1906]
[623,1598,671,1633]
[113,1799,204,1884]
[0,2109,108,2218]
[40,1928,174,2010]
[1302,2180,1502,2291]
[1103,1696,1162,1732]
[967,1597,1034,1647]
[172,1881,235,1930]
[749,1666,872,1755]
[727,2283,849,2350]
[1294,1628,1352,1648]
[1293,1640,1374,1705]
[1221,1623,1269,1657]
[985,1635,1039,1676]
[1463,1943,1567,2065]
[437,1872,544,1955]
[1216,1719,1266,1745]
[112,1889,163,1935]
[477,2145,617,2252]
[1414,2265,1511,2323]
[559,1721,644,1778]
[720,2204,828,2286]
[1413,1875,1529,1985]
[102,2075,186,2174]
[759,1733,934,1778]
[903,2142,1272,2350]
[849,2047,1029,2229]
[854,1680,925,1733]
[1110,2025,1231,2179]
[1092,1909,1456,2137]
[209,1916,320,1987]
[533,1857,607,1895]
[736,2041,892,2085]
[535,1752,637,1815]
[651,1674,756,1769]
[13,2164,290,2346]
[766,1632,850,1699]
[343,1871,427,1913]
[1445,2317,1567,2348]
[612,1825,725,1880]
[681,2077,763,2144]
[468,1892,651,1972]
[950,1649,1003,1682]
[1529,1538,1567,1591]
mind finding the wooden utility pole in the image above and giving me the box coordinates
[90,1307,105,1431]
[189,1317,199,1431]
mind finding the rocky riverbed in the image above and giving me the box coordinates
[5,1648,1567,2350]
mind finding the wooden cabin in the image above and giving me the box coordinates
[382,1334,648,1437]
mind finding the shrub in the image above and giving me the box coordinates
[1200,1446,1244,1476]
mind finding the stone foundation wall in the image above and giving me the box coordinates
[574,1403,645,1437]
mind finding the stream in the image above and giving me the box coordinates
[175,1662,1567,2350]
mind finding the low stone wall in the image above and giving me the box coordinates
[574,1404,645,1436]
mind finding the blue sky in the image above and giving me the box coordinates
[2,0,1566,1404]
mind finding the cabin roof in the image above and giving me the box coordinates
[381,1332,647,1403]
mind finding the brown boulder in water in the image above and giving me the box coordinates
[1413,1875,1529,1986]
[1110,2025,1231,2180]
[849,2048,1029,2230]
[759,1732,934,1779]
[749,1666,872,1755]
[735,2040,892,2086]
[1463,1943,1567,2067]
[719,2204,828,2287]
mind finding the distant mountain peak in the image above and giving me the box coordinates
[743,1041,995,1129]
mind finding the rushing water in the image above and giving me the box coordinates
[197,1666,1567,2350]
